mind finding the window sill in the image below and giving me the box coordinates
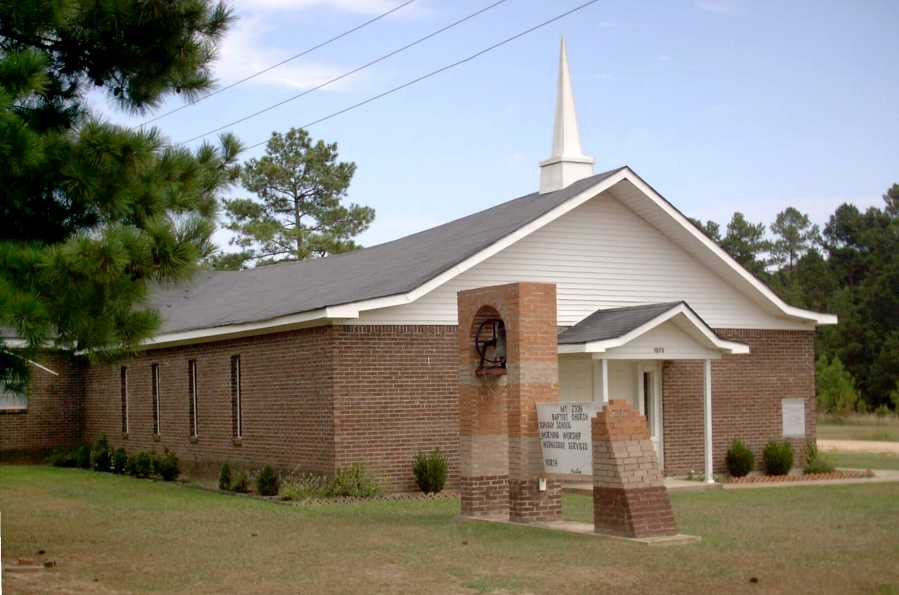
[232,437,243,447]
[0,408,28,415]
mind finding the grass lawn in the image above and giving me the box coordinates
[3,466,899,594]
[817,414,899,442]
[826,451,899,471]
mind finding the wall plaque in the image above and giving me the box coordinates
[537,401,603,475]
[782,398,806,437]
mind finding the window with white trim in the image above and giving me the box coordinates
[188,360,198,437]
[230,355,242,439]
[0,381,28,411]
[151,364,161,435]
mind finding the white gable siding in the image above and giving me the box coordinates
[351,192,810,330]
[602,319,721,360]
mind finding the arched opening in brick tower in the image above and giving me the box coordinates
[459,305,511,517]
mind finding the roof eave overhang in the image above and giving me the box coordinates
[557,303,750,356]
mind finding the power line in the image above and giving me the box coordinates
[177,0,510,145]
[137,0,417,128]
[242,0,601,151]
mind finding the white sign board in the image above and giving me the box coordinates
[782,398,806,437]
[537,401,603,475]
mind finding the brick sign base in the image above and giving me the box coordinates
[592,400,678,538]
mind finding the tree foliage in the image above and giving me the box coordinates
[1,0,240,390]
[720,212,771,277]
[690,187,898,410]
[213,127,375,269]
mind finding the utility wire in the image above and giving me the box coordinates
[177,0,510,145]
[241,0,601,151]
[137,0,417,128]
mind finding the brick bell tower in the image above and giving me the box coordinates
[457,282,561,522]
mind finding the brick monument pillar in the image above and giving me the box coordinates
[458,282,561,522]
[592,400,678,538]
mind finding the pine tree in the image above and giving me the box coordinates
[1,1,241,390]
[213,127,375,269]
[720,212,771,278]
[769,207,820,275]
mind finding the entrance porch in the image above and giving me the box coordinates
[557,302,749,482]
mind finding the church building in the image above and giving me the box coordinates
[1,41,834,491]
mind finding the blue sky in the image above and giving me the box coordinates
[97,0,899,250]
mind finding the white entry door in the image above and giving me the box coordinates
[637,362,663,462]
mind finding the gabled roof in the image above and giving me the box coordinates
[557,302,683,344]
[149,168,625,337]
[145,165,835,347]
[557,301,750,355]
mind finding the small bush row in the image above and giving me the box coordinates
[725,438,834,477]
[218,462,383,499]
[45,434,180,481]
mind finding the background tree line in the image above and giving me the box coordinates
[689,185,899,414]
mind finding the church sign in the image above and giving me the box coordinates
[537,401,603,475]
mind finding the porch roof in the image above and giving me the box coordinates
[557,301,750,356]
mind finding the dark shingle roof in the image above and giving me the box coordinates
[151,167,625,334]
[557,302,684,345]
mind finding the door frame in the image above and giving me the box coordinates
[636,361,663,465]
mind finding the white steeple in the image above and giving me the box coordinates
[538,37,594,194]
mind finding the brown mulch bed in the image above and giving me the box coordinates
[726,469,874,484]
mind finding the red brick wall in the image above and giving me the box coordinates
[661,328,816,476]
[0,354,84,459]
[332,325,459,492]
[82,327,337,475]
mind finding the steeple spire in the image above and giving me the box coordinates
[539,37,594,194]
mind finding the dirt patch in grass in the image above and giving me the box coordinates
[726,469,873,484]
[3,466,899,594]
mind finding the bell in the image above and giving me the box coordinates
[494,320,507,364]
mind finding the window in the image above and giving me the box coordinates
[0,381,28,411]
[230,355,242,439]
[188,360,198,437]
[120,367,129,434]
[151,364,161,435]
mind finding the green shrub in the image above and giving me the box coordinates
[763,441,794,476]
[327,464,380,498]
[255,465,280,496]
[231,470,250,493]
[413,449,448,493]
[112,448,128,474]
[45,447,77,468]
[856,399,869,414]
[75,444,91,469]
[279,473,328,501]
[816,355,859,415]
[156,450,180,481]
[725,439,754,477]
[90,434,112,472]
[803,440,834,474]
[874,404,891,417]
[218,463,232,491]
[128,452,153,478]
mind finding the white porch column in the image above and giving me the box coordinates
[601,358,609,405]
[703,358,714,484]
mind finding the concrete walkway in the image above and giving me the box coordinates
[562,469,899,494]
[818,439,899,455]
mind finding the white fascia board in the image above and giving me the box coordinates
[142,306,358,349]
[621,168,837,326]
[561,304,750,356]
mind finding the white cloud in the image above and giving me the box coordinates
[213,16,348,90]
